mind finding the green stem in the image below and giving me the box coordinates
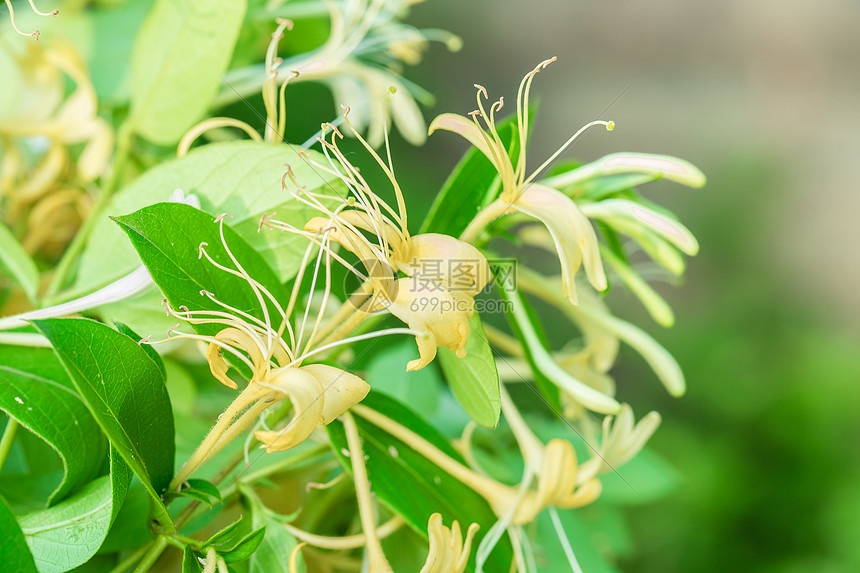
[131,535,169,573]
[459,198,510,244]
[107,542,153,573]
[46,124,134,299]
[0,418,19,472]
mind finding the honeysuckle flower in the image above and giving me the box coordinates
[577,403,661,484]
[429,58,612,304]
[420,513,480,573]
[519,219,676,327]
[2,0,58,40]
[145,214,409,488]
[216,0,461,147]
[580,198,698,276]
[541,151,707,194]
[0,190,199,331]
[518,267,686,398]
[0,40,113,256]
[267,111,489,370]
[353,403,601,528]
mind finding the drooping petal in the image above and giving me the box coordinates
[400,233,491,296]
[300,363,370,424]
[206,327,267,389]
[511,184,607,302]
[254,367,325,452]
[381,277,473,371]
[581,198,699,256]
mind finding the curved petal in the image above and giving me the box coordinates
[428,113,502,173]
[383,277,473,371]
[581,198,699,256]
[401,233,491,296]
[512,184,607,302]
[300,363,370,424]
[254,367,325,452]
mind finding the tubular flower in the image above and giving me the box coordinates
[420,513,480,573]
[429,58,613,304]
[577,404,661,484]
[149,215,373,488]
[352,404,601,529]
[217,0,461,146]
[0,40,113,256]
[267,111,489,370]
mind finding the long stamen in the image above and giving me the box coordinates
[515,57,557,184]
[295,225,331,352]
[177,118,262,157]
[341,108,410,241]
[290,327,423,367]
[522,119,614,187]
[215,216,277,359]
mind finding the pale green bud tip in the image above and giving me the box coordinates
[606,120,615,131]
[446,35,464,52]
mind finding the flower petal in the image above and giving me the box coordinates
[428,113,502,173]
[254,367,325,452]
[511,184,607,301]
[300,363,370,424]
[382,277,473,371]
[582,198,699,256]
[401,233,491,296]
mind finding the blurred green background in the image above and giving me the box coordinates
[392,1,860,571]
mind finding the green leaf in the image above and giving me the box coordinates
[437,313,500,428]
[19,449,131,573]
[32,318,174,528]
[248,511,303,573]
[74,142,344,297]
[221,526,267,563]
[421,112,521,237]
[113,202,290,337]
[0,346,107,506]
[204,516,246,548]
[0,222,39,304]
[114,322,167,379]
[496,287,561,410]
[182,545,202,573]
[327,392,512,572]
[129,0,247,143]
[167,479,221,506]
[0,495,37,573]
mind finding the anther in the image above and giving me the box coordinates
[138,335,152,345]
[276,18,294,31]
[474,84,488,99]
[214,213,233,223]
[198,242,208,259]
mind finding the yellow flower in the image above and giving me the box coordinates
[577,404,661,484]
[269,113,489,370]
[0,40,113,257]
[429,58,613,304]
[149,215,374,488]
[420,513,479,573]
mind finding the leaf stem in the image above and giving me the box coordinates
[0,418,19,472]
[107,541,154,573]
[131,535,169,573]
